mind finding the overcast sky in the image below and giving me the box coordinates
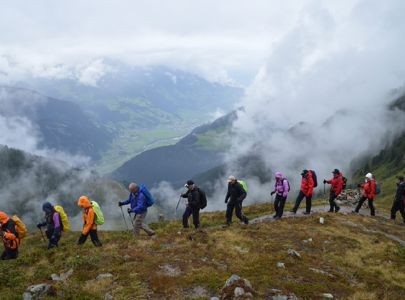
[0,0,362,86]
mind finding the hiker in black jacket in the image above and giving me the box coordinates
[225,176,249,225]
[391,176,405,223]
[181,180,204,229]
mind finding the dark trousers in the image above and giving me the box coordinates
[1,248,18,260]
[78,230,102,247]
[329,192,340,212]
[226,200,248,224]
[183,206,200,228]
[293,191,312,213]
[46,228,61,249]
[391,200,405,223]
[274,194,287,217]
[355,196,375,216]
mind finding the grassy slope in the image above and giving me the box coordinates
[2,202,405,299]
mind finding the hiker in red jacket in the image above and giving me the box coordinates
[291,170,314,215]
[324,169,344,213]
[354,173,376,216]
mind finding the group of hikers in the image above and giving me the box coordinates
[1,170,405,260]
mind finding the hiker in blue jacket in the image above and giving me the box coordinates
[119,183,155,236]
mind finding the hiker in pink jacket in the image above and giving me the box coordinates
[270,172,290,219]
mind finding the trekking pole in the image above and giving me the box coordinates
[39,227,45,241]
[128,210,135,228]
[120,206,130,231]
[176,195,182,211]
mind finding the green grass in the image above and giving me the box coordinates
[3,202,405,299]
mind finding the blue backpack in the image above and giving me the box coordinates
[139,184,155,207]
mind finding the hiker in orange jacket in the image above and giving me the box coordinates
[354,173,376,216]
[0,211,20,260]
[77,196,102,247]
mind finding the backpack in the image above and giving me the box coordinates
[375,181,381,195]
[342,176,347,189]
[282,178,291,192]
[91,201,105,225]
[198,188,207,210]
[11,215,27,239]
[238,180,248,193]
[54,205,70,231]
[310,170,318,188]
[139,184,155,207]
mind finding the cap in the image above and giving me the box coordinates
[397,176,404,181]
[332,169,340,174]
[186,180,194,186]
[301,169,309,176]
[365,173,373,180]
[227,175,236,182]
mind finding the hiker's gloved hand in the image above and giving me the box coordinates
[118,202,123,207]
[36,223,42,229]
[77,234,86,245]
[323,179,327,184]
[357,184,361,188]
[271,191,275,196]
[225,199,228,204]
[127,208,132,214]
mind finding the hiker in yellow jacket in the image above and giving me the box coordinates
[0,211,20,260]
[77,196,102,247]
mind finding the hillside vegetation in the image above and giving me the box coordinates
[3,202,405,299]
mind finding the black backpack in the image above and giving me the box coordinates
[310,170,318,188]
[198,188,207,209]
[342,176,347,189]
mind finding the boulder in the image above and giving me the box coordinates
[287,249,301,259]
[96,273,113,280]
[51,268,73,281]
[23,284,56,300]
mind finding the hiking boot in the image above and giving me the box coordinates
[148,231,156,237]
[243,218,249,225]
[289,209,296,214]
[335,207,340,213]
[274,216,281,220]
[328,210,334,213]
[351,210,358,214]
[303,212,310,215]
[273,214,278,219]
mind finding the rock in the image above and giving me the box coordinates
[159,264,181,277]
[96,273,113,280]
[245,292,253,298]
[322,293,334,299]
[104,292,113,300]
[268,289,298,300]
[243,278,253,290]
[23,284,56,300]
[224,274,240,287]
[303,238,313,243]
[287,249,301,258]
[211,297,220,300]
[51,268,73,281]
[277,262,286,268]
[234,287,245,297]
[190,286,209,298]
[319,217,325,224]
[309,268,335,278]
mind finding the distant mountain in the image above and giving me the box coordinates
[0,86,113,160]
[18,63,244,172]
[111,110,239,187]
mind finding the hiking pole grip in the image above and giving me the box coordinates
[176,195,182,211]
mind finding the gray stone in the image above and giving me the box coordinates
[244,292,254,299]
[243,278,253,289]
[277,262,286,268]
[322,293,334,299]
[234,287,245,297]
[211,297,220,300]
[96,273,113,280]
[23,283,56,300]
[287,249,301,258]
[159,264,181,277]
[51,268,73,281]
[309,268,335,278]
[104,292,113,300]
[225,274,240,287]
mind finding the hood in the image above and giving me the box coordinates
[77,196,92,209]
[42,202,54,214]
[0,211,10,225]
[275,172,283,179]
